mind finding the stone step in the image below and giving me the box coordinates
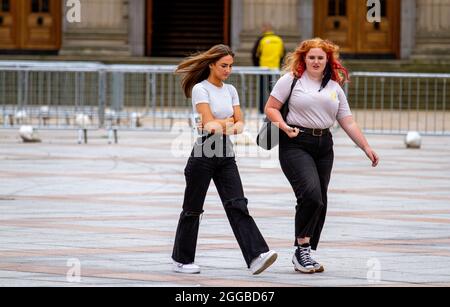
[1,54,450,73]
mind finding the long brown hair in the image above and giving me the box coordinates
[283,38,349,85]
[176,44,235,98]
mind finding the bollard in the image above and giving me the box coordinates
[405,131,421,149]
[4,114,11,127]
[108,128,118,144]
[78,129,88,144]
[108,129,113,144]
[19,125,41,143]
[39,106,50,126]
[78,129,82,144]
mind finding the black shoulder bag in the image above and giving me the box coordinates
[256,77,298,150]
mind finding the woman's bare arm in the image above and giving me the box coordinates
[196,103,234,134]
[338,115,379,167]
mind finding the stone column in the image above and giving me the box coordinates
[298,0,313,41]
[231,0,244,50]
[400,0,416,59]
[60,0,131,56]
[128,0,145,56]
[234,0,301,65]
[412,0,450,59]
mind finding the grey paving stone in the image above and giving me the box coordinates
[1,129,450,287]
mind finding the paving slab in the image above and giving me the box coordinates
[1,128,450,287]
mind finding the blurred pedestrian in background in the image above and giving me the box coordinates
[252,23,285,114]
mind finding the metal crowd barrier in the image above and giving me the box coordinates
[0,62,279,143]
[345,72,450,136]
[1,61,449,144]
[103,65,278,132]
[0,61,104,130]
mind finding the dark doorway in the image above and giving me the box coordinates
[147,0,230,57]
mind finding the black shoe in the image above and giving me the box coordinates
[292,244,315,274]
[310,257,324,273]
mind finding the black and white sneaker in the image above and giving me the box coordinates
[310,257,324,273]
[292,244,315,274]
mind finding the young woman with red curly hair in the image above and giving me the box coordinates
[265,38,379,274]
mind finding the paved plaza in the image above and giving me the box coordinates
[1,126,450,287]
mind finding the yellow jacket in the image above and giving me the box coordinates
[252,31,285,69]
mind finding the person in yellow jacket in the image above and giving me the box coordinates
[252,23,285,113]
[252,23,285,69]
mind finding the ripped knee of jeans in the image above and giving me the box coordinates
[223,198,250,215]
[181,210,204,218]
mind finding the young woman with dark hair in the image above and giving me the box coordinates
[172,44,277,275]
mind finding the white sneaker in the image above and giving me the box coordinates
[250,250,278,275]
[173,260,201,274]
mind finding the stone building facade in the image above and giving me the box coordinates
[1,0,449,62]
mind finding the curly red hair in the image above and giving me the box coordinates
[283,38,349,85]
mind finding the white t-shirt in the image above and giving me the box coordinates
[191,80,240,120]
[270,72,352,129]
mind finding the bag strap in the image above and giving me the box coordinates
[281,76,299,120]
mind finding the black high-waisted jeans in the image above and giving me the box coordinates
[172,135,269,267]
[278,130,334,250]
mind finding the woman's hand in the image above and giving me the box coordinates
[197,117,234,134]
[196,120,203,131]
[282,125,300,138]
[226,117,235,125]
[224,120,244,135]
[364,146,379,167]
[231,121,245,135]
